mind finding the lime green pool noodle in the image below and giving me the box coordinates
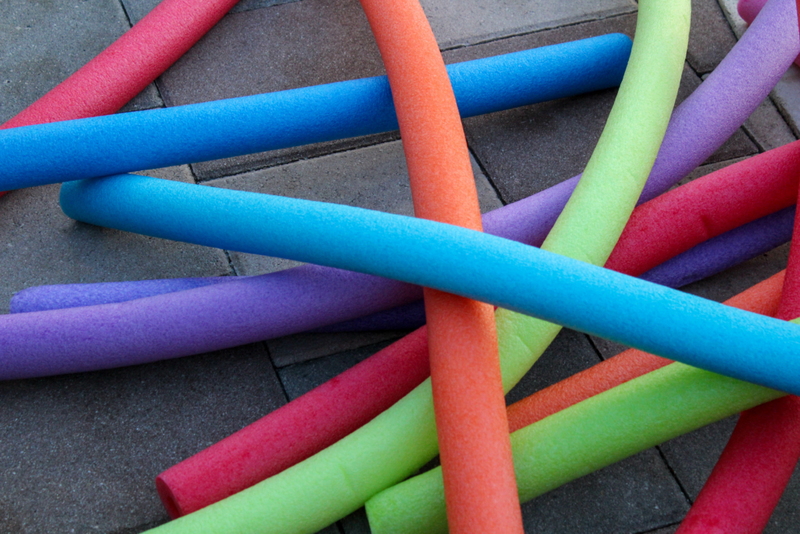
[145,1,688,532]
[365,362,786,534]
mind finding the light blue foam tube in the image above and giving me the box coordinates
[0,34,630,190]
[61,175,800,396]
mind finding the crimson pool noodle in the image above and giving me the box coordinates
[0,34,631,189]
[58,173,800,397]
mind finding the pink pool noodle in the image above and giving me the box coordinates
[153,141,800,518]
[0,0,239,197]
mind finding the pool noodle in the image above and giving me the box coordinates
[0,0,241,196]
[0,35,632,190]
[359,0,522,530]
[505,271,785,433]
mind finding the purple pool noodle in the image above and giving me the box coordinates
[9,277,236,314]
[641,206,796,288]
[1,0,796,379]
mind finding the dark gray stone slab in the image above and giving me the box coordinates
[340,508,371,534]
[441,12,637,65]
[0,167,229,315]
[0,343,286,533]
[465,55,756,204]
[686,0,738,75]
[276,338,400,400]
[660,411,800,534]
[268,331,410,367]
[658,416,739,500]
[743,97,797,152]
[772,66,800,139]
[463,83,617,204]
[589,336,630,361]
[0,0,132,124]
[519,449,688,533]
[207,140,502,276]
[765,463,800,533]
[120,0,301,25]
[118,83,165,114]
[717,0,748,38]
[505,329,602,406]
[419,0,636,50]
[639,525,679,534]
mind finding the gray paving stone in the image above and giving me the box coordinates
[207,140,503,275]
[743,97,797,151]
[589,335,629,361]
[661,419,800,534]
[276,338,400,400]
[639,525,679,534]
[765,464,800,533]
[717,0,749,38]
[419,0,636,50]
[772,66,800,139]
[0,0,132,124]
[441,11,637,65]
[342,455,687,534]
[658,416,739,500]
[0,342,286,533]
[120,0,300,25]
[118,83,165,114]
[505,329,602,406]
[268,331,410,367]
[0,166,229,314]
[675,156,747,187]
[686,0,738,75]
[340,508,371,534]
[519,449,688,533]
[465,56,756,204]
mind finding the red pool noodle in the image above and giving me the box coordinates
[155,141,800,519]
[606,141,800,276]
[0,0,239,198]
[357,0,522,531]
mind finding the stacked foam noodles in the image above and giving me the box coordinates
[4,0,800,530]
